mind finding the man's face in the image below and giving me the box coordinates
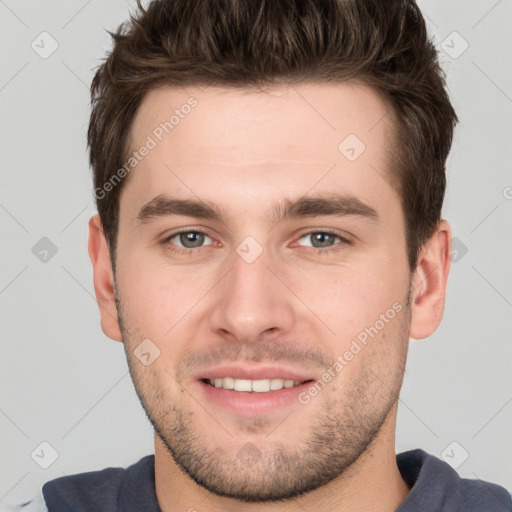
[113,82,412,501]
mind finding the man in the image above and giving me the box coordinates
[20,0,511,510]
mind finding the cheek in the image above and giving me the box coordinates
[292,256,408,341]
[116,255,209,337]
[325,304,410,397]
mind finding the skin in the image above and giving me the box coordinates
[88,82,451,512]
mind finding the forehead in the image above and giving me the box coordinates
[121,82,398,219]
[130,81,391,158]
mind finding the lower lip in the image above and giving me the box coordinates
[195,380,312,416]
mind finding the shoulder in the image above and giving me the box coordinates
[39,455,156,512]
[397,449,512,512]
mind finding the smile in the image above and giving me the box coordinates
[204,377,307,392]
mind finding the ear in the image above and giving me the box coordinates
[409,220,452,340]
[88,214,122,342]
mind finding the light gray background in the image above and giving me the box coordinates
[1,0,511,509]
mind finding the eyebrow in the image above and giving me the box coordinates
[136,193,379,225]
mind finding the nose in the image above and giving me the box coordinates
[208,244,296,345]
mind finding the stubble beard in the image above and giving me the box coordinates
[115,293,411,503]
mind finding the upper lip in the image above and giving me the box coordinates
[197,365,315,383]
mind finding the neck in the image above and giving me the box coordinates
[154,403,410,512]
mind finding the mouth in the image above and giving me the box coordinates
[194,368,316,416]
[202,377,312,392]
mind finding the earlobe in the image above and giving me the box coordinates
[409,220,452,340]
[88,214,123,342]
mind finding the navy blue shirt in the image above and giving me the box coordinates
[19,449,512,511]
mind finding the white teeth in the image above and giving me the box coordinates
[251,379,271,392]
[234,379,252,392]
[270,378,284,390]
[222,377,235,389]
[208,377,303,392]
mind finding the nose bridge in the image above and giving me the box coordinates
[208,240,295,343]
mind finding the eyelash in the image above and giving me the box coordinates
[161,229,352,256]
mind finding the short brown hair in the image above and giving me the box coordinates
[88,0,457,272]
